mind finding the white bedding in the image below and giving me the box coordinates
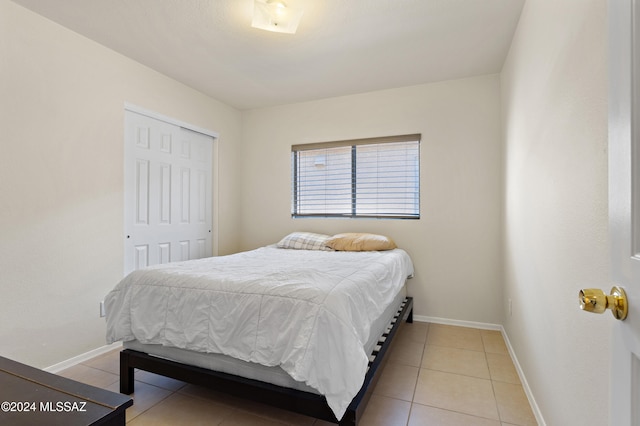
[105,246,414,419]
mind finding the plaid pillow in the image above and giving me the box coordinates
[277,232,333,251]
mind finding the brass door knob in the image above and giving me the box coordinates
[578,286,628,320]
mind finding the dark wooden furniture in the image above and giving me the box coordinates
[0,355,132,426]
[120,296,413,426]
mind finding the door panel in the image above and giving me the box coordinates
[609,1,640,424]
[135,159,150,225]
[134,245,148,270]
[124,111,213,275]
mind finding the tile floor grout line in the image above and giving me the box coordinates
[410,400,509,424]
[489,374,504,425]
[126,381,178,423]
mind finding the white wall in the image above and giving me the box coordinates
[0,0,242,368]
[240,75,504,324]
[501,0,610,424]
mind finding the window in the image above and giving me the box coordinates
[291,134,420,219]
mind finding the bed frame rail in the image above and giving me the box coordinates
[120,297,413,425]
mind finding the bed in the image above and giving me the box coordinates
[105,232,414,425]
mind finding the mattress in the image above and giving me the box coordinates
[124,284,407,394]
[105,246,414,418]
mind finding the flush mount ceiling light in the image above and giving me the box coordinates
[251,0,303,34]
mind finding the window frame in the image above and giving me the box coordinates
[291,134,421,219]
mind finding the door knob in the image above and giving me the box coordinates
[578,286,628,320]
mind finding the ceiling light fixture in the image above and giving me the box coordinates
[251,0,303,34]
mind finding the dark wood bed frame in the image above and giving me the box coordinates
[119,297,413,425]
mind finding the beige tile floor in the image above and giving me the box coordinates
[59,323,537,425]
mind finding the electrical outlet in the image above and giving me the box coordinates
[100,301,106,318]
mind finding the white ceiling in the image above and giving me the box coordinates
[12,0,525,110]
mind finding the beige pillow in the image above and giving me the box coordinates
[325,233,397,251]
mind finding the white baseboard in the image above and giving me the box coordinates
[500,327,546,426]
[412,315,545,425]
[44,341,123,373]
[413,314,502,331]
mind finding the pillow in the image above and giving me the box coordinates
[325,233,397,251]
[277,232,333,251]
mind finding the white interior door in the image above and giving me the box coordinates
[124,110,213,275]
[609,1,640,424]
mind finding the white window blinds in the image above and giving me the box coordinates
[292,134,420,219]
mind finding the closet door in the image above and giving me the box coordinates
[124,111,213,275]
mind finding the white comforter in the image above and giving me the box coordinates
[105,246,413,419]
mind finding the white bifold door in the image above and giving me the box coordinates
[124,110,213,275]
